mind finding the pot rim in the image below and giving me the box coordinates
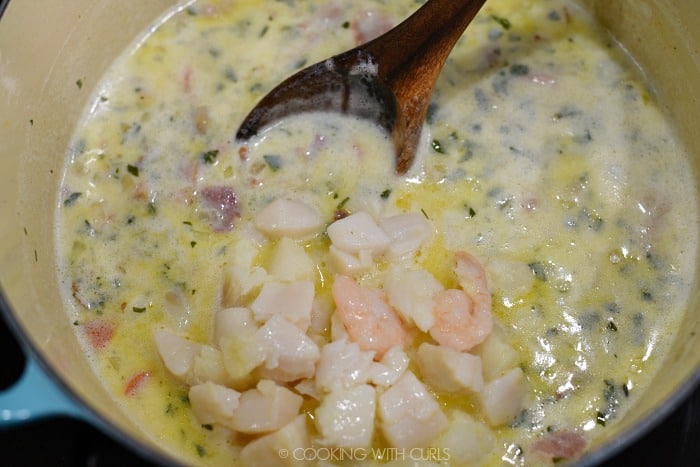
[575,367,700,465]
[1,0,698,464]
[3,280,700,465]
[0,286,178,467]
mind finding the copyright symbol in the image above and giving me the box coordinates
[279,449,289,459]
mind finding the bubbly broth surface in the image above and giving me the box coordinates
[57,0,698,465]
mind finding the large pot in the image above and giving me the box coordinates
[1,0,699,465]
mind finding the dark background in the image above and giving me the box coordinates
[1,315,699,467]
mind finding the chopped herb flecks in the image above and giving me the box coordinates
[509,63,530,76]
[64,192,82,207]
[201,149,219,164]
[491,15,511,30]
[263,154,282,171]
[529,262,548,281]
[431,139,445,154]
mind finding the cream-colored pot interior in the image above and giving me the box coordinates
[1,0,699,465]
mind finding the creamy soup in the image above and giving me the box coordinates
[56,0,698,465]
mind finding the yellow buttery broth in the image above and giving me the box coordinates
[56,0,698,465]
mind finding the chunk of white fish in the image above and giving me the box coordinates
[378,370,447,448]
[480,367,527,426]
[222,235,269,306]
[214,307,257,348]
[188,381,241,426]
[315,337,375,393]
[384,265,443,332]
[154,328,202,381]
[379,212,432,258]
[251,280,315,331]
[486,257,536,305]
[328,244,374,275]
[315,384,376,448]
[254,198,323,239]
[435,410,496,465]
[268,237,316,282]
[190,346,230,386]
[367,346,409,387]
[258,314,320,382]
[239,414,310,467]
[220,328,266,384]
[327,211,390,255]
[473,325,520,381]
[416,342,484,394]
[230,380,303,434]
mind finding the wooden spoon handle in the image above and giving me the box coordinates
[362,0,487,173]
[365,0,487,83]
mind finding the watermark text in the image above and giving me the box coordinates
[277,447,451,462]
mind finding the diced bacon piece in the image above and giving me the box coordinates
[154,328,202,381]
[384,266,443,332]
[214,307,257,348]
[416,343,484,393]
[315,384,376,448]
[379,212,432,258]
[251,280,315,331]
[480,367,527,426]
[378,371,448,448]
[257,315,320,382]
[199,185,241,232]
[254,198,323,239]
[368,346,409,387]
[188,382,241,426]
[239,414,310,467]
[220,329,266,383]
[230,380,303,434]
[84,319,115,350]
[327,211,390,255]
[472,325,519,381]
[532,430,587,461]
[435,410,496,465]
[269,237,316,282]
[315,338,375,393]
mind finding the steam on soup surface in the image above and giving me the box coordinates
[57,0,698,465]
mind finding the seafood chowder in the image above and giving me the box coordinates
[57,0,698,465]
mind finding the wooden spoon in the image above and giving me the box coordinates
[236,0,487,175]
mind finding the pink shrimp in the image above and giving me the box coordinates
[429,251,493,352]
[332,274,412,359]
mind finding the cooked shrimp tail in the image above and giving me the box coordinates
[428,251,493,351]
